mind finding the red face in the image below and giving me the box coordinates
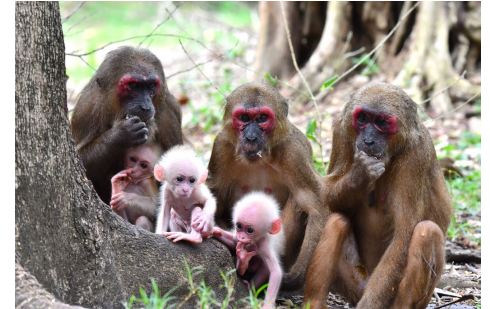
[117,73,160,122]
[231,106,275,160]
[352,106,397,158]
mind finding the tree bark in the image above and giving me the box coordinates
[15,2,246,308]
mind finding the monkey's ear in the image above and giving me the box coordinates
[96,77,102,88]
[154,164,165,182]
[199,170,208,184]
[269,218,282,235]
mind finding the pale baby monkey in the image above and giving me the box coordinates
[154,145,217,243]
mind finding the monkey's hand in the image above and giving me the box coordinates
[236,242,257,276]
[111,169,133,193]
[191,211,213,235]
[110,191,134,210]
[113,116,149,147]
[353,151,385,190]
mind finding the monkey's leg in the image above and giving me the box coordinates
[303,213,365,309]
[280,199,305,284]
[390,221,445,309]
[135,216,153,232]
[115,209,129,221]
[165,208,203,244]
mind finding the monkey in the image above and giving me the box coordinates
[153,145,217,244]
[71,45,185,204]
[206,82,327,289]
[303,82,452,309]
[212,191,284,309]
[110,143,160,232]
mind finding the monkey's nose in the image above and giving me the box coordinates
[364,139,374,146]
[141,105,151,112]
[246,136,257,142]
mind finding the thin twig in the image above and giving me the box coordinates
[64,13,94,35]
[329,2,420,90]
[431,294,475,309]
[138,2,183,47]
[465,263,479,274]
[61,1,86,24]
[179,40,227,100]
[424,91,481,125]
[66,34,217,57]
[421,70,467,105]
[280,1,326,173]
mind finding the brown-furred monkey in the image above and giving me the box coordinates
[207,82,327,290]
[110,144,160,232]
[71,46,184,204]
[212,191,284,309]
[154,145,217,244]
[303,82,452,309]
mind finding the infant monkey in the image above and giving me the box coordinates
[213,192,284,309]
[154,145,217,243]
[110,144,160,232]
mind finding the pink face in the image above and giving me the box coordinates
[124,146,156,180]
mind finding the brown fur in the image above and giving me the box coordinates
[71,46,184,203]
[303,82,452,309]
[207,82,328,290]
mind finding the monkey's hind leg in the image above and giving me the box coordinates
[390,220,445,309]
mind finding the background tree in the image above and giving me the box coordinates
[254,1,481,115]
[15,2,246,308]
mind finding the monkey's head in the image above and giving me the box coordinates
[124,144,160,182]
[343,82,420,161]
[94,46,169,126]
[154,145,207,198]
[224,82,290,161]
[232,192,282,244]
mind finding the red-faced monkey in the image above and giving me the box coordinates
[71,46,184,204]
[154,145,216,244]
[207,82,327,289]
[303,82,452,309]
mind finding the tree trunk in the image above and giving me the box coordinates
[253,1,481,111]
[15,2,246,308]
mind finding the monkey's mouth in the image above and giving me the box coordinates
[357,147,383,160]
[242,144,263,160]
[124,113,154,123]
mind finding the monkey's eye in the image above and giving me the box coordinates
[239,114,251,122]
[189,178,196,184]
[236,223,243,230]
[375,118,388,127]
[258,114,268,123]
[140,162,148,169]
[130,156,137,163]
[176,176,183,182]
[246,227,254,234]
[128,82,137,89]
[148,84,155,90]
[357,113,368,123]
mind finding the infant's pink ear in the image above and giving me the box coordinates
[199,170,208,184]
[269,218,282,235]
[154,164,164,182]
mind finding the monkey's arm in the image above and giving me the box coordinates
[211,227,236,250]
[155,191,171,234]
[191,186,217,235]
[260,239,282,309]
[76,117,149,175]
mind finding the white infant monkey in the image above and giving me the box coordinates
[154,145,216,243]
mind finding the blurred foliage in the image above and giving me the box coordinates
[59,1,255,84]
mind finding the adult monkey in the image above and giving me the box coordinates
[303,82,452,309]
[71,46,184,204]
[207,82,327,290]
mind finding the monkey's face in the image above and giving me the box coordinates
[232,106,275,161]
[170,174,197,198]
[352,106,397,160]
[117,73,159,122]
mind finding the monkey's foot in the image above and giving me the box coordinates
[281,271,303,291]
[163,232,203,244]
